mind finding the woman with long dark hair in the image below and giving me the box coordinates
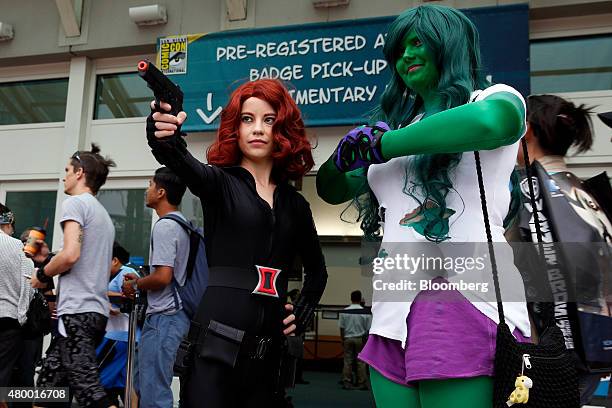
[317,5,531,407]
[519,94,610,406]
[146,78,327,407]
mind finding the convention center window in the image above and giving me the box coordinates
[98,189,153,266]
[94,73,151,119]
[180,190,204,228]
[531,35,612,93]
[5,191,57,246]
[0,79,69,125]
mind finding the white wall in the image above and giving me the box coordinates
[0,124,66,180]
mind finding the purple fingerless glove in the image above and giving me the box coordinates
[333,121,390,172]
[333,126,364,172]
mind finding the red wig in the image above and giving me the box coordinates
[206,79,314,181]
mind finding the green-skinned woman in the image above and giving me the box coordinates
[316,5,531,407]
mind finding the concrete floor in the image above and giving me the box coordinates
[169,370,375,408]
[287,371,375,408]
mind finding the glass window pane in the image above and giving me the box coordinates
[179,190,203,228]
[94,73,152,119]
[97,189,152,266]
[0,79,69,125]
[5,191,57,247]
[530,35,612,93]
[532,72,612,94]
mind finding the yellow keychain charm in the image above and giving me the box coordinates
[507,375,533,406]
[506,354,533,406]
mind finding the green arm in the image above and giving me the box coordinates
[315,92,525,205]
[380,92,526,158]
[316,159,366,205]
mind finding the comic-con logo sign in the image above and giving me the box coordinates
[159,36,187,75]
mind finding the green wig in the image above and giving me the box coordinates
[359,5,492,241]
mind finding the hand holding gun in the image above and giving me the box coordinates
[138,60,188,141]
[138,59,184,116]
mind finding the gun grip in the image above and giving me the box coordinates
[153,98,162,112]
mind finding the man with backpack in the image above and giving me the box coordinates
[122,167,191,408]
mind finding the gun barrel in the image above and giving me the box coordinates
[137,59,183,113]
[137,60,149,72]
[138,59,164,83]
[137,59,177,90]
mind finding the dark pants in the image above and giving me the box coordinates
[12,336,43,385]
[0,318,24,387]
[182,286,287,407]
[183,351,287,408]
[9,336,43,408]
[36,313,109,408]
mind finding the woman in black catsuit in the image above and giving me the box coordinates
[146,78,328,407]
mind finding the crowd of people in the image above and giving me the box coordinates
[0,3,610,408]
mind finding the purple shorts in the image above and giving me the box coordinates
[359,282,530,385]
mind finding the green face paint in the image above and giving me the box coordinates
[395,30,439,98]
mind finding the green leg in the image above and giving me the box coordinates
[369,367,421,408]
[419,376,493,408]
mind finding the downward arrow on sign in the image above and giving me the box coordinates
[196,93,222,124]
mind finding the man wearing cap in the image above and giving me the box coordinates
[0,203,34,391]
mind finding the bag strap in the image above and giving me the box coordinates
[159,214,203,281]
[517,139,553,330]
[518,138,546,243]
[155,214,203,310]
[473,137,545,326]
[160,214,205,241]
[473,150,505,324]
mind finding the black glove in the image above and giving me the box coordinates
[146,106,186,142]
[145,109,160,143]
[292,296,317,336]
[146,108,188,165]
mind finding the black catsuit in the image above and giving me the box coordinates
[148,133,328,407]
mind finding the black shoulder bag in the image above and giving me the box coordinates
[22,289,52,339]
[473,139,579,407]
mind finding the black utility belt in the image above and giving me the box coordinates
[174,319,277,376]
[205,320,275,361]
[209,266,283,298]
[174,319,306,393]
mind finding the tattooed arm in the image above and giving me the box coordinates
[37,221,82,278]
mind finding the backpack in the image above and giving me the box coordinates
[158,214,209,318]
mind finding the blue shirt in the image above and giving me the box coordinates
[106,265,140,342]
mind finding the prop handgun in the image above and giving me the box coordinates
[137,59,184,116]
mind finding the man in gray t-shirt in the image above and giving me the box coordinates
[31,144,117,408]
[122,167,190,408]
[57,193,114,318]
[146,213,189,314]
